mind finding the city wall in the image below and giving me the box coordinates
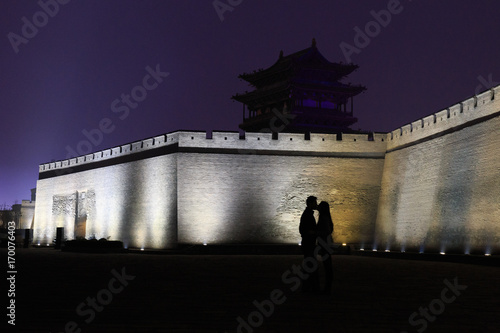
[34,131,386,248]
[375,86,500,254]
[33,85,500,253]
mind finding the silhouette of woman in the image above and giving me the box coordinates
[317,201,333,295]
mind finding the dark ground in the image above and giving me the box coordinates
[4,248,500,333]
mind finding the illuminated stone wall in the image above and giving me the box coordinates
[375,86,500,254]
[176,131,386,246]
[177,153,384,246]
[33,86,500,252]
[34,131,386,248]
[34,154,178,248]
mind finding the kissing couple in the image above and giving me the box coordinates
[299,196,334,295]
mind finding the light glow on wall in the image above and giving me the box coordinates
[33,98,500,251]
[375,106,500,255]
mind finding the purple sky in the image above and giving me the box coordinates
[1,0,500,206]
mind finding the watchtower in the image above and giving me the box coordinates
[232,39,366,133]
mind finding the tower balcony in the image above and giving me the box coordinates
[240,106,357,133]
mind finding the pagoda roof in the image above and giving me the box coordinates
[238,39,359,88]
[233,80,365,109]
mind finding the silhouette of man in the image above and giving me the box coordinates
[299,195,319,292]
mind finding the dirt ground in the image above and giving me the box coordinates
[5,248,500,333]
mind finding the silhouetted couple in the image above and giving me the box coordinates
[299,196,334,295]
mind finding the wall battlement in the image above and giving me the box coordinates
[39,131,387,174]
[33,84,500,252]
[39,85,500,174]
[386,85,500,151]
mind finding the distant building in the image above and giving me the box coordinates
[233,39,365,133]
[0,189,36,230]
[20,198,36,229]
[31,188,36,202]
[11,204,21,228]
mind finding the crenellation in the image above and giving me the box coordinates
[449,103,461,117]
[462,97,475,112]
[268,132,304,145]
[244,132,273,141]
[386,85,500,151]
[93,151,102,161]
[211,131,241,143]
[39,132,184,174]
[477,88,494,105]
[435,109,448,122]
[377,100,500,254]
[121,143,131,154]
[143,138,153,149]
[401,124,412,136]
[422,114,434,128]
[169,132,180,144]
[493,85,500,99]
[131,141,142,152]
[411,119,421,132]
[174,131,388,154]
[153,135,166,145]
[38,85,500,174]
[373,133,386,142]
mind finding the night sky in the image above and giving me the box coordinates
[1,0,500,206]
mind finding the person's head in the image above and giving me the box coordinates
[306,196,318,209]
[318,201,330,214]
